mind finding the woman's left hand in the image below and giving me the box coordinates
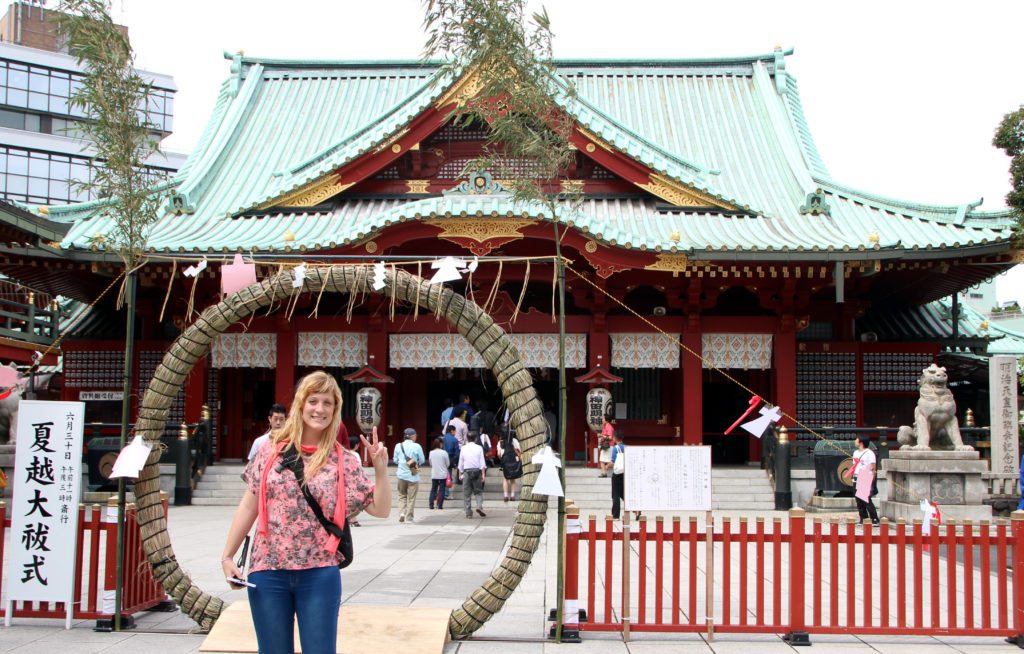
[361,426,388,469]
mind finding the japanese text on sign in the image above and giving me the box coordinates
[624,446,712,511]
[7,401,85,603]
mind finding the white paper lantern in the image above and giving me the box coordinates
[585,387,612,433]
[355,386,382,434]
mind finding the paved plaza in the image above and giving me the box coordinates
[1,502,1019,653]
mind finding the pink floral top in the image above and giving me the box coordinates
[243,444,374,572]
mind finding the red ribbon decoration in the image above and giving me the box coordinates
[0,387,13,401]
[724,394,762,435]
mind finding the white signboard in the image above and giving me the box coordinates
[5,401,86,628]
[625,446,712,511]
[79,391,124,401]
[988,356,1020,475]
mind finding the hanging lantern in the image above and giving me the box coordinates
[355,386,382,434]
[585,387,612,433]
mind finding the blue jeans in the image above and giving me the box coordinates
[429,478,446,508]
[247,566,341,654]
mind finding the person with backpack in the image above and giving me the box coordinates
[610,430,627,520]
[442,424,462,494]
[497,430,523,502]
[393,428,425,523]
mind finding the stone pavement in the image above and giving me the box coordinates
[0,502,1018,653]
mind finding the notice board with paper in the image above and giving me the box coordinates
[625,446,712,511]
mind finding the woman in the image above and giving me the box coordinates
[428,437,450,510]
[598,413,614,477]
[609,430,627,519]
[849,434,879,526]
[497,430,522,502]
[221,371,391,654]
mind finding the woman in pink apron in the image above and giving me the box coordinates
[849,434,879,526]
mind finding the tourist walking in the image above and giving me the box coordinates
[848,434,880,525]
[459,432,487,517]
[247,403,287,462]
[443,424,461,499]
[447,409,469,446]
[497,430,522,502]
[428,437,450,510]
[610,431,626,520]
[221,371,390,654]
[394,427,425,523]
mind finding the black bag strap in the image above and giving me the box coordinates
[280,445,345,540]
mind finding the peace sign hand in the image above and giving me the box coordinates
[360,426,388,470]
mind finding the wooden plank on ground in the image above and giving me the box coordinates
[200,600,452,653]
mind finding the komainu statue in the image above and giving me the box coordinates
[897,364,973,451]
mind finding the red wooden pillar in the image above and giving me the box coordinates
[682,316,702,445]
[775,317,797,428]
[275,318,296,406]
[183,354,207,424]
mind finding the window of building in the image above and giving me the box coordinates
[0,58,174,133]
[611,368,662,421]
[0,144,173,206]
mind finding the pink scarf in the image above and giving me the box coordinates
[258,441,347,554]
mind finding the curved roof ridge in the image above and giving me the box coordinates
[173,77,237,180]
[47,177,181,223]
[225,50,795,70]
[815,177,984,221]
[781,75,830,178]
[177,64,266,204]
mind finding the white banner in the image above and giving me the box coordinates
[6,401,86,614]
[625,446,712,511]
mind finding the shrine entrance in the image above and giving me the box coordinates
[129,265,551,639]
[702,368,771,464]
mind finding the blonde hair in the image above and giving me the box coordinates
[272,370,343,480]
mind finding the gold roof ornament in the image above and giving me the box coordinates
[283,230,296,242]
[669,230,681,243]
[868,231,880,245]
[979,320,989,331]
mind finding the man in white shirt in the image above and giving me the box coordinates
[447,410,469,447]
[458,433,487,518]
[247,404,287,461]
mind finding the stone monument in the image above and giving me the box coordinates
[881,364,991,521]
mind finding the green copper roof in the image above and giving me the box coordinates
[50,49,1015,258]
[60,196,1010,259]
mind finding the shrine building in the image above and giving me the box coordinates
[1,47,1018,464]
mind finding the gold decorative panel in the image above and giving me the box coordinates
[406,180,431,194]
[426,218,534,243]
[638,173,727,208]
[261,177,354,209]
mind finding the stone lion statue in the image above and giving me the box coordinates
[897,364,972,451]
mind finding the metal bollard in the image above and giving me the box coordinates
[775,426,793,510]
[174,423,192,506]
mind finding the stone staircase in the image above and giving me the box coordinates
[191,461,776,511]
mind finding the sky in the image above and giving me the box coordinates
[104,0,1024,304]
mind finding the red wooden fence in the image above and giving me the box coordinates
[0,497,169,622]
[561,507,1024,643]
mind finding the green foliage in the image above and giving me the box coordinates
[993,106,1024,229]
[422,0,578,208]
[56,0,163,268]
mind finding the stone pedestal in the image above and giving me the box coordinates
[806,494,857,513]
[881,450,991,522]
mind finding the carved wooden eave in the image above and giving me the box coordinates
[574,126,735,210]
[574,367,624,385]
[342,364,394,384]
[261,176,355,209]
[425,217,534,256]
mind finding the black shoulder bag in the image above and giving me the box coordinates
[279,445,354,569]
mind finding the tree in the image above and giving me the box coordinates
[424,0,579,641]
[992,106,1024,229]
[56,0,165,632]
